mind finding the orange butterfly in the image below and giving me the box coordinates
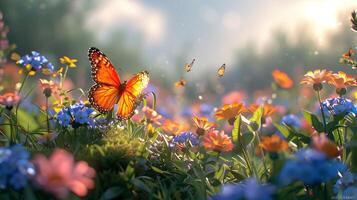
[184,58,196,72]
[88,47,149,120]
[217,63,226,77]
[175,77,186,87]
[342,48,355,59]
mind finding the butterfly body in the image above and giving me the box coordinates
[88,47,149,120]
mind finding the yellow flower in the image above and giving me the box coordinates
[59,56,77,68]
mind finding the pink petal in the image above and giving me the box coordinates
[68,180,88,197]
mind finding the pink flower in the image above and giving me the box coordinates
[32,149,96,199]
[222,91,246,105]
[0,92,20,109]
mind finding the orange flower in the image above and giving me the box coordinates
[328,71,357,89]
[215,103,246,125]
[192,116,216,135]
[312,133,340,158]
[161,119,185,135]
[142,106,163,126]
[39,79,59,97]
[300,69,334,91]
[272,69,294,89]
[0,92,20,109]
[259,134,289,152]
[202,130,234,152]
[248,103,278,118]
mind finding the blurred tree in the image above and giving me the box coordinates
[223,18,357,92]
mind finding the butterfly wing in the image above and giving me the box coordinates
[175,78,186,87]
[88,47,121,113]
[116,71,149,119]
[88,47,121,86]
[89,84,120,113]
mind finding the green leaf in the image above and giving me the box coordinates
[303,110,324,132]
[214,164,227,182]
[250,106,263,125]
[100,187,123,200]
[232,115,241,143]
[131,178,151,193]
[17,109,39,132]
[242,132,255,146]
[247,106,263,133]
[274,123,290,138]
[151,166,170,175]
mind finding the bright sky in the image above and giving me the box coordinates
[84,0,357,76]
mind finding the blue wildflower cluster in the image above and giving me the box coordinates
[212,178,275,200]
[321,97,357,116]
[56,103,94,128]
[279,149,346,185]
[199,103,214,117]
[0,145,35,190]
[334,171,357,199]
[169,132,199,148]
[281,114,301,128]
[17,51,54,73]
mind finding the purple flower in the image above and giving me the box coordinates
[212,178,275,200]
[170,132,199,148]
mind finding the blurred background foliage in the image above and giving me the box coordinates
[0,0,356,97]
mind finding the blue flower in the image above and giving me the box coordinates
[181,106,193,117]
[17,51,54,73]
[200,103,214,116]
[279,149,346,185]
[212,178,275,200]
[321,97,357,116]
[56,103,94,127]
[334,171,357,198]
[0,145,35,190]
[74,109,89,124]
[57,109,71,126]
[281,114,301,128]
[170,132,199,148]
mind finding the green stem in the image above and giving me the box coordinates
[343,127,348,162]
[316,90,327,133]
[15,73,29,137]
[60,65,69,90]
[255,131,269,181]
[46,96,50,133]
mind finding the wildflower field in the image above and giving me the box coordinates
[0,2,357,200]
